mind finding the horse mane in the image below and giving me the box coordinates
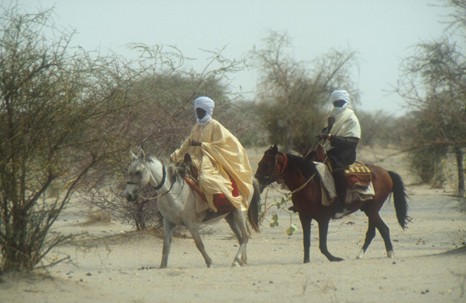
[146,154,179,185]
[286,153,316,178]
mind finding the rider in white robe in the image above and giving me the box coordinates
[321,90,361,170]
[319,90,361,218]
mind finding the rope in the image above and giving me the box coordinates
[288,173,317,195]
[270,173,317,197]
[276,152,317,196]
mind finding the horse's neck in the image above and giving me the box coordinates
[283,175,301,191]
[147,159,167,189]
[151,162,195,212]
[282,157,317,192]
[148,160,187,194]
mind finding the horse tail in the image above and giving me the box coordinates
[247,179,261,233]
[388,171,410,230]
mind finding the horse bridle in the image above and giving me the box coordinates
[262,150,317,195]
[152,163,167,190]
[259,150,288,185]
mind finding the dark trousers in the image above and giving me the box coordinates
[333,168,347,209]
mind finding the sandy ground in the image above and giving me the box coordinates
[1,146,465,303]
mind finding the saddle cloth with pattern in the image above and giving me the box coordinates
[344,162,372,188]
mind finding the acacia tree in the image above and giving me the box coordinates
[252,31,358,153]
[397,38,465,196]
[0,7,139,271]
[445,0,466,34]
[357,110,402,147]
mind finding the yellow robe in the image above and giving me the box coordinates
[171,119,254,211]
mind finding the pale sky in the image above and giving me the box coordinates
[11,0,455,115]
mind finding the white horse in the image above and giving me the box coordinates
[125,149,261,268]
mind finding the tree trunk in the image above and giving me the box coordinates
[454,146,465,199]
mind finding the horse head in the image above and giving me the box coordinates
[254,145,286,190]
[125,148,161,202]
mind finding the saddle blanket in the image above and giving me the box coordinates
[345,182,375,204]
[314,162,375,206]
[345,162,372,188]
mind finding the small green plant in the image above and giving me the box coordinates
[261,188,298,236]
[286,223,298,236]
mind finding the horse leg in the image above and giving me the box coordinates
[318,218,343,262]
[225,212,246,265]
[226,210,249,266]
[360,212,394,258]
[374,215,394,258]
[299,213,312,263]
[160,219,175,268]
[225,212,242,242]
[357,218,376,259]
[185,223,213,268]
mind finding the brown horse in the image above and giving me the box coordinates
[254,145,409,263]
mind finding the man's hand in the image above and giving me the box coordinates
[317,133,331,140]
[327,116,335,127]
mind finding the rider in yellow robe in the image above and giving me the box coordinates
[170,96,254,212]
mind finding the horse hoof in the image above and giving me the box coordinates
[387,250,394,258]
[356,249,365,259]
[232,261,241,267]
[331,257,344,262]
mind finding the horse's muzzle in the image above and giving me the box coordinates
[258,183,267,194]
[254,174,272,192]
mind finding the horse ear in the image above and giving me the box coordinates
[138,148,145,160]
[272,144,278,152]
[130,150,138,161]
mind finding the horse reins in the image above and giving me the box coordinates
[288,172,316,195]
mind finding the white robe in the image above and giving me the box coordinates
[322,107,361,151]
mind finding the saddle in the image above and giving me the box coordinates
[184,175,207,200]
[182,153,206,199]
[344,162,372,189]
[312,144,372,189]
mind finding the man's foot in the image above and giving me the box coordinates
[333,207,351,219]
[332,202,346,219]
[333,210,345,219]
